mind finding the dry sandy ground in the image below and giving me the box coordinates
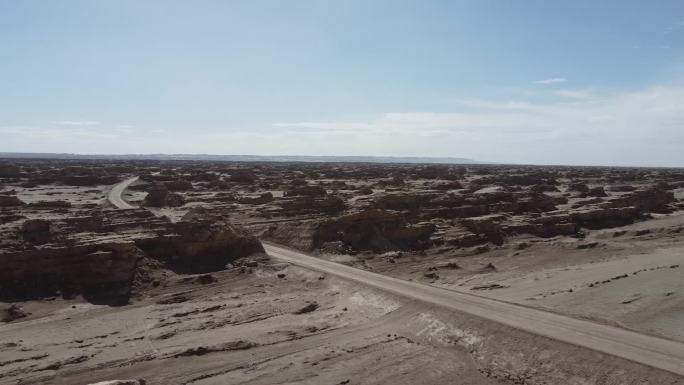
[3,261,681,385]
[15,184,110,207]
[362,211,684,343]
[0,265,496,385]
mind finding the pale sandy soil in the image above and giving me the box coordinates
[365,211,684,343]
[3,262,680,385]
[0,265,497,385]
[15,184,109,207]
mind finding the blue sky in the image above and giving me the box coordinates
[1,0,684,166]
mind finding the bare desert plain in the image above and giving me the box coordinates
[1,159,683,385]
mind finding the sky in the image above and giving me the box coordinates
[1,0,684,166]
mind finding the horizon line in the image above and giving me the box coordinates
[1,152,684,169]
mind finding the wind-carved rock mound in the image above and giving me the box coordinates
[277,195,346,216]
[312,209,435,253]
[0,207,264,304]
[608,186,675,214]
[0,195,25,207]
[0,164,22,178]
[143,182,168,207]
[60,166,119,186]
[144,182,185,207]
[284,185,327,197]
[137,209,264,273]
[164,179,194,191]
[0,241,144,304]
[569,207,642,229]
[373,193,438,211]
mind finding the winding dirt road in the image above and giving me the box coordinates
[263,243,684,377]
[107,176,139,209]
[107,177,684,376]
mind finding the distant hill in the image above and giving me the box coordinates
[0,153,485,164]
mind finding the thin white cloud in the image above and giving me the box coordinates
[53,120,101,126]
[1,125,120,140]
[274,111,536,136]
[456,99,540,111]
[269,85,684,166]
[117,124,136,129]
[534,78,568,85]
[664,20,684,34]
[554,89,597,100]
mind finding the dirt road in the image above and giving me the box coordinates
[107,176,138,209]
[264,242,684,376]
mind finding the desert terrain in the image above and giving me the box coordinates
[1,159,683,385]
